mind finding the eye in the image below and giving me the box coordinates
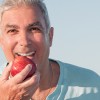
[7,29,18,34]
[29,27,42,33]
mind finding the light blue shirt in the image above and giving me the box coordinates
[47,60,100,100]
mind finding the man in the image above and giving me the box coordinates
[0,0,100,100]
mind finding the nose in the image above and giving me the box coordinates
[18,33,31,47]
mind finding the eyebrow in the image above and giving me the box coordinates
[5,24,20,29]
[28,21,44,29]
[5,21,44,30]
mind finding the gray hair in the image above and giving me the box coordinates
[0,0,50,32]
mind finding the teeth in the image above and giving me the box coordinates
[17,52,35,56]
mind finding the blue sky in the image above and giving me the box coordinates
[45,0,100,75]
[0,0,100,75]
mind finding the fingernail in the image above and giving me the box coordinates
[8,61,13,66]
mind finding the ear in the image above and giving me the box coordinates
[49,27,54,47]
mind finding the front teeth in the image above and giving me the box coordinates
[17,52,35,56]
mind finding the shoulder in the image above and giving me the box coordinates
[56,60,100,86]
[49,59,100,99]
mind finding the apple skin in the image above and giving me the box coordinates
[10,56,36,79]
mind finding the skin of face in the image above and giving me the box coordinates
[0,5,54,71]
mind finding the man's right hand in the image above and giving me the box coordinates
[0,62,40,100]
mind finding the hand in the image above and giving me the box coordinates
[0,62,40,100]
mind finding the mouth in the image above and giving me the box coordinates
[15,51,36,58]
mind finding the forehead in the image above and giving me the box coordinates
[1,5,45,28]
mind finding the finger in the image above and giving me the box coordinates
[2,62,13,80]
[18,71,40,97]
[11,64,32,84]
[21,71,40,88]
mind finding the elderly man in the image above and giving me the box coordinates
[0,0,100,100]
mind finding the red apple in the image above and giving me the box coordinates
[10,56,36,79]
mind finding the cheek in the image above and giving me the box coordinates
[34,34,49,48]
[1,36,16,61]
[32,34,49,52]
[36,35,50,55]
[2,36,14,49]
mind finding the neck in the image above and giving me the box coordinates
[38,60,53,90]
[32,60,60,99]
